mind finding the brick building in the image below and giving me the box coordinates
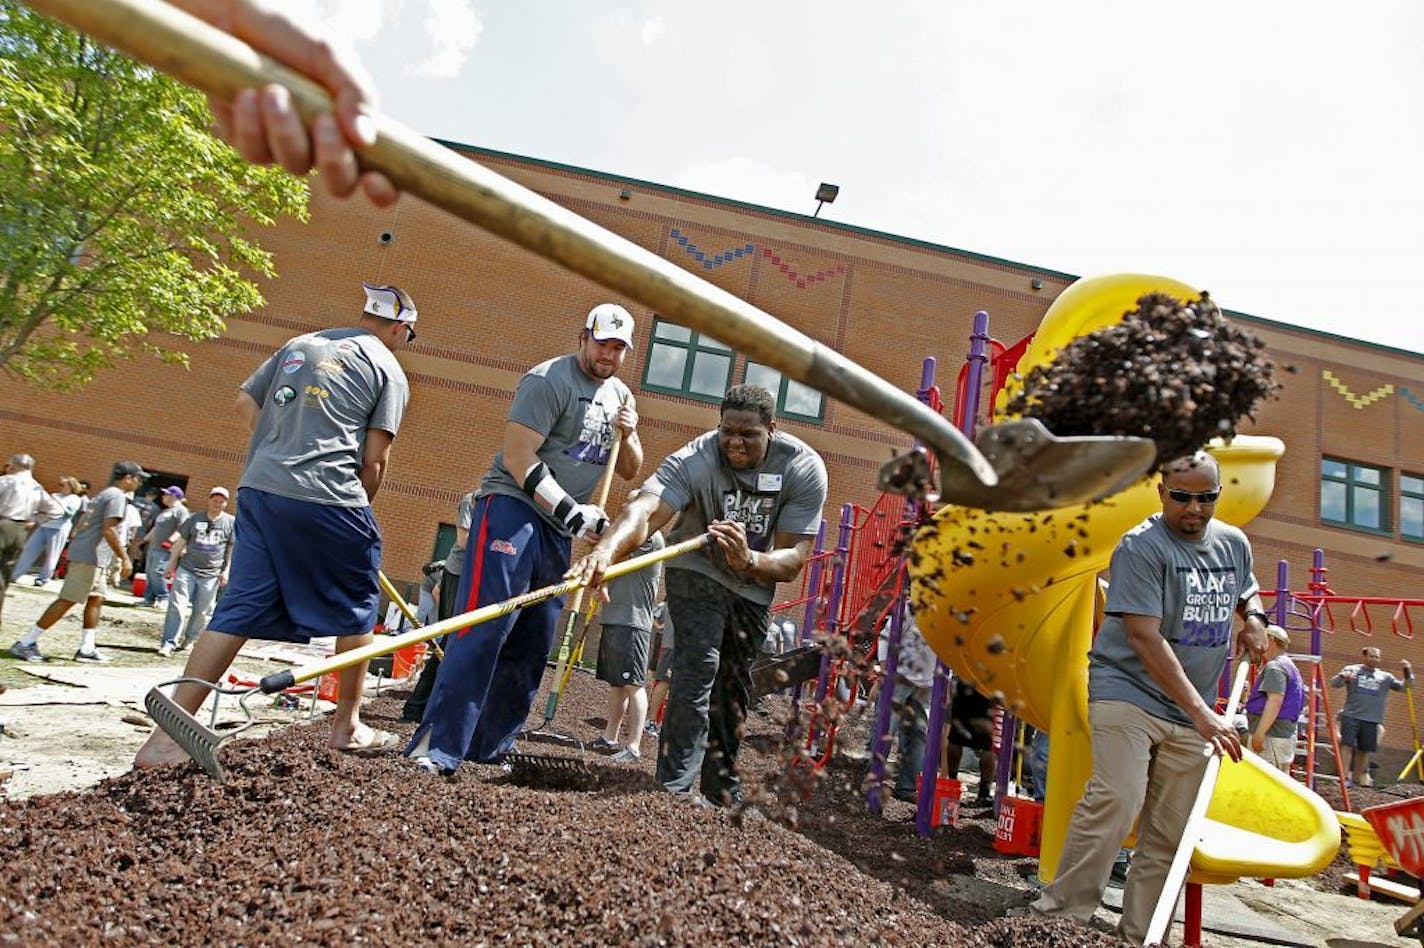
[3,142,1422,766]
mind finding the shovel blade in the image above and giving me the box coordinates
[938,419,1155,512]
[144,685,227,781]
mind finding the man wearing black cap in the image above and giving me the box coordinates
[136,283,414,767]
[9,460,147,662]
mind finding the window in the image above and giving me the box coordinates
[1320,458,1388,532]
[641,319,733,403]
[1403,474,1424,541]
[744,362,825,423]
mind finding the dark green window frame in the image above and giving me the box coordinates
[1320,457,1389,534]
[640,318,734,404]
[743,361,825,424]
[1402,473,1424,542]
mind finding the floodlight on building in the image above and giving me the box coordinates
[813,183,840,218]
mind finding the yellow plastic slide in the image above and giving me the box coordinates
[908,274,1339,884]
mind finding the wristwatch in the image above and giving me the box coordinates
[1245,609,1271,625]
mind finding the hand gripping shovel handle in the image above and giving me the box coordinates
[256,533,710,695]
[1143,660,1251,947]
[24,0,998,496]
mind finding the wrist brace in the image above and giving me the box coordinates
[522,461,602,537]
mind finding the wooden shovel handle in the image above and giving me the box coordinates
[23,0,996,489]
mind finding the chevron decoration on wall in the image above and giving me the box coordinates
[761,249,847,289]
[1400,387,1424,413]
[1323,369,1394,409]
[668,228,755,270]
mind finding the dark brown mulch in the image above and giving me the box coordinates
[0,670,1118,947]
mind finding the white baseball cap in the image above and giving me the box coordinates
[362,282,417,324]
[585,303,634,347]
[210,486,231,499]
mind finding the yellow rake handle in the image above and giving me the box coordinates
[257,534,710,694]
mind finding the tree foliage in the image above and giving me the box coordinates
[0,1,309,389]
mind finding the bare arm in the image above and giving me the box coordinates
[1235,596,1269,663]
[165,535,187,578]
[1123,613,1242,760]
[568,492,674,588]
[359,429,395,501]
[501,422,546,484]
[101,517,132,577]
[236,391,261,433]
[613,398,643,481]
[1250,692,1285,753]
[710,523,815,586]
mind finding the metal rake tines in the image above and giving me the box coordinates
[143,678,262,782]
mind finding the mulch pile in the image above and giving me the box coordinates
[1004,291,1281,466]
[0,672,1117,946]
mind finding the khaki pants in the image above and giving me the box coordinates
[1260,735,1294,772]
[1034,700,1209,946]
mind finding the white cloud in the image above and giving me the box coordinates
[411,0,483,79]
[640,17,665,46]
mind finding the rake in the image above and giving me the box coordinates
[144,534,712,780]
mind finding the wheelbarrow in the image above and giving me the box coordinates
[1362,796,1424,941]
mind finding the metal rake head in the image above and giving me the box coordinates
[504,750,602,790]
[143,678,261,781]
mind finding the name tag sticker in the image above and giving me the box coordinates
[758,473,783,492]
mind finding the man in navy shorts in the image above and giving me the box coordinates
[135,282,415,768]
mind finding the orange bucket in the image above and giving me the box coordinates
[916,775,961,827]
[391,641,428,680]
[994,796,1044,856]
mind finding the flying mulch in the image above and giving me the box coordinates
[1004,291,1281,467]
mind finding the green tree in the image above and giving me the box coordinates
[0,1,308,389]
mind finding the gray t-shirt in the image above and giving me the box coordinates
[1088,514,1260,726]
[600,532,665,629]
[646,429,828,606]
[1247,657,1299,738]
[653,600,674,652]
[443,491,476,576]
[1333,665,1406,724]
[148,503,190,547]
[67,486,129,565]
[239,327,409,507]
[176,511,236,577]
[478,354,631,535]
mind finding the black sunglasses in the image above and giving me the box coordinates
[1167,488,1220,504]
[404,325,417,343]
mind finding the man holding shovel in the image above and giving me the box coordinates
[569,383,828,807]
[1028,452,1269,946]
[407,305,642,775]
[135,282,415,768]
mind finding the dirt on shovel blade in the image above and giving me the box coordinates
[0,672,1122,947]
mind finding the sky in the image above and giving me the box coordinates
[295,1,1424,354]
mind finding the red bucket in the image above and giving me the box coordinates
[994,796,1044,856]
[916,776,961,827]
[131,574,147,598]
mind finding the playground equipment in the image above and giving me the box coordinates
[1362,797,1424,940]
[908,274,1340,893]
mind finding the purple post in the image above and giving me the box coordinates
[809,504,855,747]
[867,360,943,814]
[1311,549,1326,657]
[792,521,828,706]
[917,313,991,835]
[1274,560,1289,627]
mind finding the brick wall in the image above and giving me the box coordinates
[4,143,1424,761]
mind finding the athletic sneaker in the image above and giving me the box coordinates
[644,721,660,737]
[7,641,46,662]
[412,756,454,777]
[591,736,619,751]
[610,746,642,763]
[73,649,110,663]
[157,643,175,658]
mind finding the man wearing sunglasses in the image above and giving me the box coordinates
[136,281,415,768]
[1032,451,1269,946]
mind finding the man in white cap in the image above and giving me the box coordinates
[157,487,236,656]
[408,303,642,774]
[136,283,414,767]
[11,461,146,662]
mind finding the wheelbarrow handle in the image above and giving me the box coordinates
[256,533,711,694]
[24,0,997,491]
